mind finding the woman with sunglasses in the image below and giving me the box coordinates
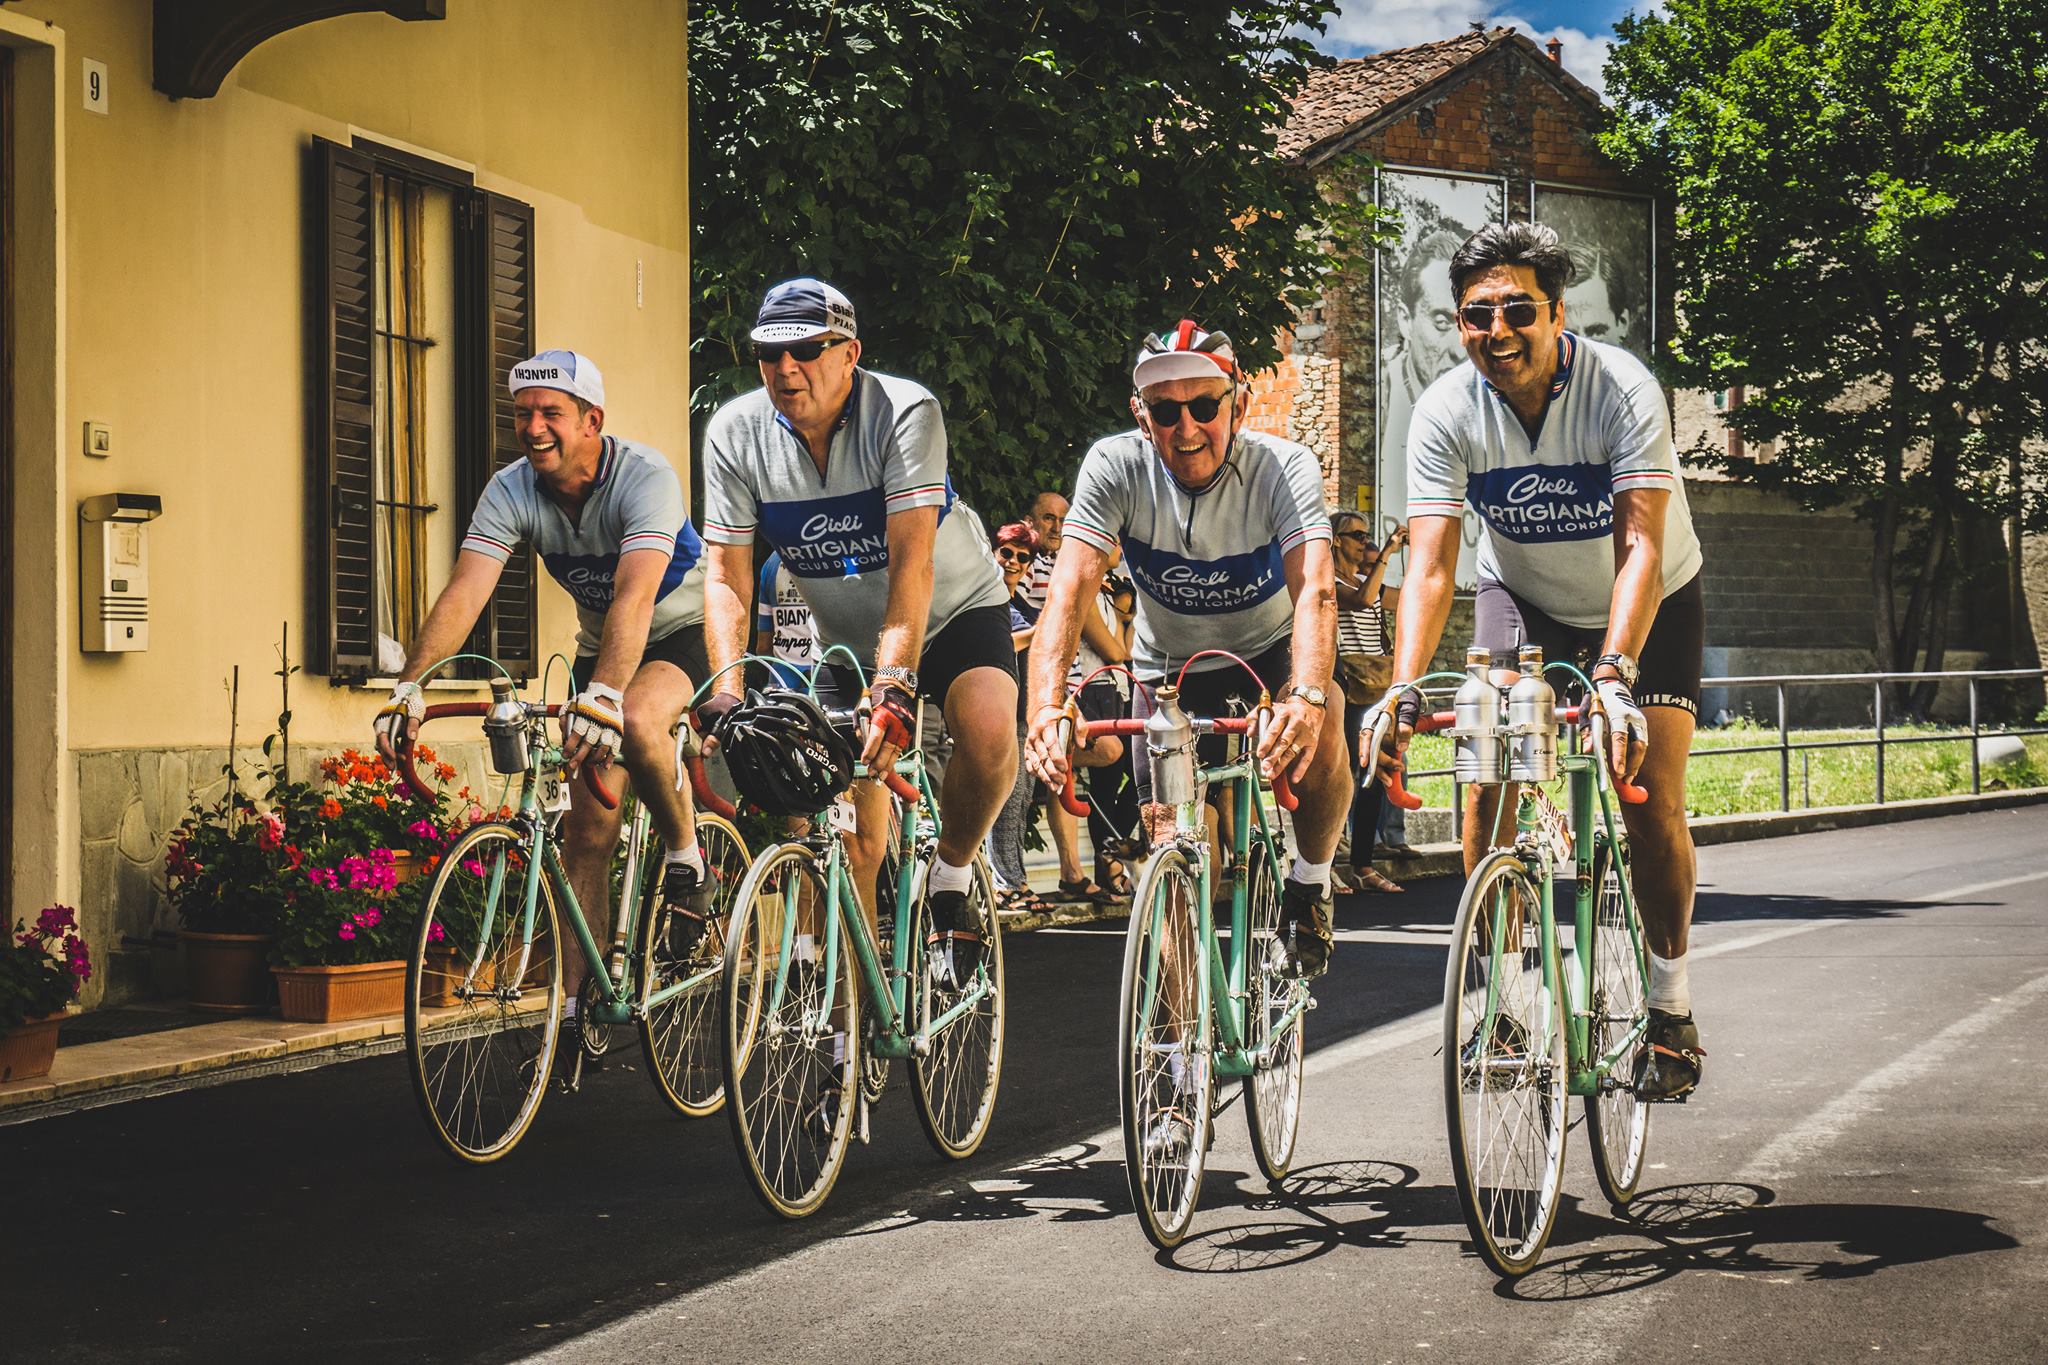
[984,523,1055,916]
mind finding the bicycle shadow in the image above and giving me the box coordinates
[1156,1158,1460,1274]
[1505,1181,2020,1301]
[839,1139,1131,1234]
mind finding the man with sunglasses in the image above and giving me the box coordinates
[1367,222,1709,1101]
[698,278,1014,989]
[1023,321,1348,979]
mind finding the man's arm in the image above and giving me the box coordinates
[702,541,756,705]
[1259,538,1337,781]
[1601,488,1668,664]
[396,550,504,683]
[1022,537,1111,783]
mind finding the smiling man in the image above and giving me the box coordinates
[1366,222,1709,1101]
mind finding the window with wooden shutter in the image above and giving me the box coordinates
[312,138,379,677]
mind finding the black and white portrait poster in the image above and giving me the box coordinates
[1376,169,1505,588]
[1532,185,1656,362]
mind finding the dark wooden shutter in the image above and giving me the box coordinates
[311,137,379,678]
[458,190,538,679]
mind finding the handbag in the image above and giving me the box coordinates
[1338,651,1393,706]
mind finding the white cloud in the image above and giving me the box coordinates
[1306,4,1620,99]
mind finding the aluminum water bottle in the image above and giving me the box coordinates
[1452,648,1506,784]
[483,677,530,774]
[1508,645,1559,782]
[1146,685,1198,807]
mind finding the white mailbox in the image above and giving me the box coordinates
[79,493,162,653]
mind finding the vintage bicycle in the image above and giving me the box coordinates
[1364,645,1652,1276]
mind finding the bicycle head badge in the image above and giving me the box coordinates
[484,677,531,774]
[720,687,856,816]
[1146,685,1199,807]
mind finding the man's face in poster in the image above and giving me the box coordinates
[1398,247,1464,386]
[1564,265,1633,349]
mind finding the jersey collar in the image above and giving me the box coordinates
[771,369,864,443]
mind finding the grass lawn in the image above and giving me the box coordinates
[1399,723,2048,817]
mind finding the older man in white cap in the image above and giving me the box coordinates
[373,349,714,1089]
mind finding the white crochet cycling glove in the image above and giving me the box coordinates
[375,680,425,753]
[564,681,626,763]
[1593,677,1647,756]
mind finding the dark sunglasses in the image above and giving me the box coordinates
[1143,393,1229,426]
[752,336,847,364]
[1336,528,1371,543]
[1457,298,1556,332]
[994,546,1034,564]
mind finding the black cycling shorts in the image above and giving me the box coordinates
[810,604,1018,713]
[571,623,709,695]
[1130,636,1292,806]
[1471,573,1704,715]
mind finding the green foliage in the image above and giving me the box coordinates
[689,0,1370,516]
[1600,0,2048,673]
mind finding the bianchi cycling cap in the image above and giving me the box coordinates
[508,349,605,409]
[751,277,858,345]
[1131,319,1237,392]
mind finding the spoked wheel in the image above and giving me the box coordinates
[862,821,906,1108]
[405,822,562,1164]
[1584,834,1651,1206]
[721,842,858,1219]
[1443,849,1568,1277]
[1119,845,1214,1250]
[908,852,1005,1159]
[1242,835,1305,1181]
[638,812,750,1119]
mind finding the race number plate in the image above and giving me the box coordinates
[830,796,857,835]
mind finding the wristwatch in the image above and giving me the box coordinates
[873,665,918,695]
[1593,652,1640,689]
[1283,683,1328,710]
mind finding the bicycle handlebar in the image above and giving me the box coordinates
[1359,701,1646,807]
[1054,713,1298,816]
[403,701,619,810]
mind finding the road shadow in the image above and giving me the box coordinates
[1506,1181,2020,1301]
[1158,1158,1459,1274]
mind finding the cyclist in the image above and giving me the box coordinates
[372,350,716,1065]
[1023,320,1347,979]
[697,279,1016,988]
[1366,222,1707,1100]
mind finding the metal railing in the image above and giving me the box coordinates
[1405,667,2048,828]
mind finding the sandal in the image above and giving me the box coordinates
[995,885,1055,917]
[1094,854,1133,899]
[1057,876,1118,906]
[1354,867,1404,894]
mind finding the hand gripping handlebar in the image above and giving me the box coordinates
[400,701,619,810]
[1360,702,1646,808]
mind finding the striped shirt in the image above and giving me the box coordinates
[1338,603,1386,656]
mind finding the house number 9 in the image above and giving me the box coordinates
[83,59,109,115]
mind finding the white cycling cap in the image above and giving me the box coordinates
[1131,319,1237,392]
[508,349,605,409]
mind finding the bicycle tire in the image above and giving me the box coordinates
[908,851,1006,1159]
[1584,833,1651,1206]
[720,841,859,1219]
[1443,849,1568,1277]
[1242,833,1304,1181]
[405,821,562,1164]
[637,812,750,1119]
[1119,844,1214,1250]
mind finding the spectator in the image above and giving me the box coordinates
[1071,541,1140,898]
[985,522,1055,914]
[1333,511,1405,892]
[1022,491,1066,610]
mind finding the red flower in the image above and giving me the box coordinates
[320,798,343,820]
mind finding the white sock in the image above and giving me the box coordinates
[563,996,579,1022]
[1648,951,1691,1015]
[928,857,974,895]
[664,844,704,876]
[1289,855,1333,892]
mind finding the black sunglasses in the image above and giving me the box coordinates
[994,546,1034,564]
[1457,298,1556,331]
[753,336,847,364]
[1143,393,1229,426]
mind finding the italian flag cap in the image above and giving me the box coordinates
[752,278,859,345]
[1132,319,1236,392]
[508,349,605,409]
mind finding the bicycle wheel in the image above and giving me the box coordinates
[721,841,859,1219]
[1584,833,1651,1206]
[908,851,1005,1159]
[405,822,562,1164]
[1443,849,1567,1277]
[1119,845,1214,1250]
[637,812,750,1119]
[1242,834,1304,1182]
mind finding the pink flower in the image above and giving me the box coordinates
[426,921,446,943]
[36,904,77,935]
[408,820,439,841]
[462,858,486,878]
[361,907,382,928]
[257,814,284,852]
[337,922,356,941]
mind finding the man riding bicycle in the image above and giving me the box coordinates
[1023,320,1348,979]
[1366,223,1708,1100]
[372,350,716,1069]
[697,278,1016,988]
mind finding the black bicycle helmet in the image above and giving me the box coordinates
[716,687,856,816]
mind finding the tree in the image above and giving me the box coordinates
[687,0,1369,517]
[1602,0,2048,711]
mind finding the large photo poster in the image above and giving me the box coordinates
[1375,169,1505,589]
[1531,185,1656,363]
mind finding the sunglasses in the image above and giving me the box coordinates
[1457,298,1556,332]
[752,336,848,364]
[1143,393,1229,426]
[995,546,1034,565]
[1337,529,1371,543]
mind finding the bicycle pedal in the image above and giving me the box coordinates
[856,1094,872,1145]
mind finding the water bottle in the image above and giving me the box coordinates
[483,677,530,774]
[1146,685,1198,807]
[1508,645,1558,782]
[1452,648,1505,784]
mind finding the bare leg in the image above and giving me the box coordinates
[936,667,1019,867]
[1619,707,1697,960]
[558,770,629,1004]
[619,660,699,854]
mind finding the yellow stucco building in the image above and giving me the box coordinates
[1,1,689,1006]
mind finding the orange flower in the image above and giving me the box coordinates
[435,762,456,782]
[320,798,343,820]
[372,795,388,809]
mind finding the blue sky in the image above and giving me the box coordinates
[1310,2,1656,97]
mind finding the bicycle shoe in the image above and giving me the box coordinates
[925,889,983,991]
[1634,1009,1706,1101]
[1270,879,1334,980]
[1143,1108,1196,1164]
[661,861,715,962]
[1458,1012,1530,1092]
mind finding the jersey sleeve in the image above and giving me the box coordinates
[1604,360,1680,497]
[1270,441,1333,556]
[460,468,529,562]
[1062,440,1127,555]
[882,389,951,516]
[613,447,685,558]
[1405,391,1469,520]
[699,409,760,545]
[755,553,779,632]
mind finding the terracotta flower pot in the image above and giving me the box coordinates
[273,959,407,1023]
[390,851,422,884]
[180,930,277,1014]
[420,946,499,1009]
[0,1013,65,1084]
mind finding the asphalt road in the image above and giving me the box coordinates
[4,807,2044,1364]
